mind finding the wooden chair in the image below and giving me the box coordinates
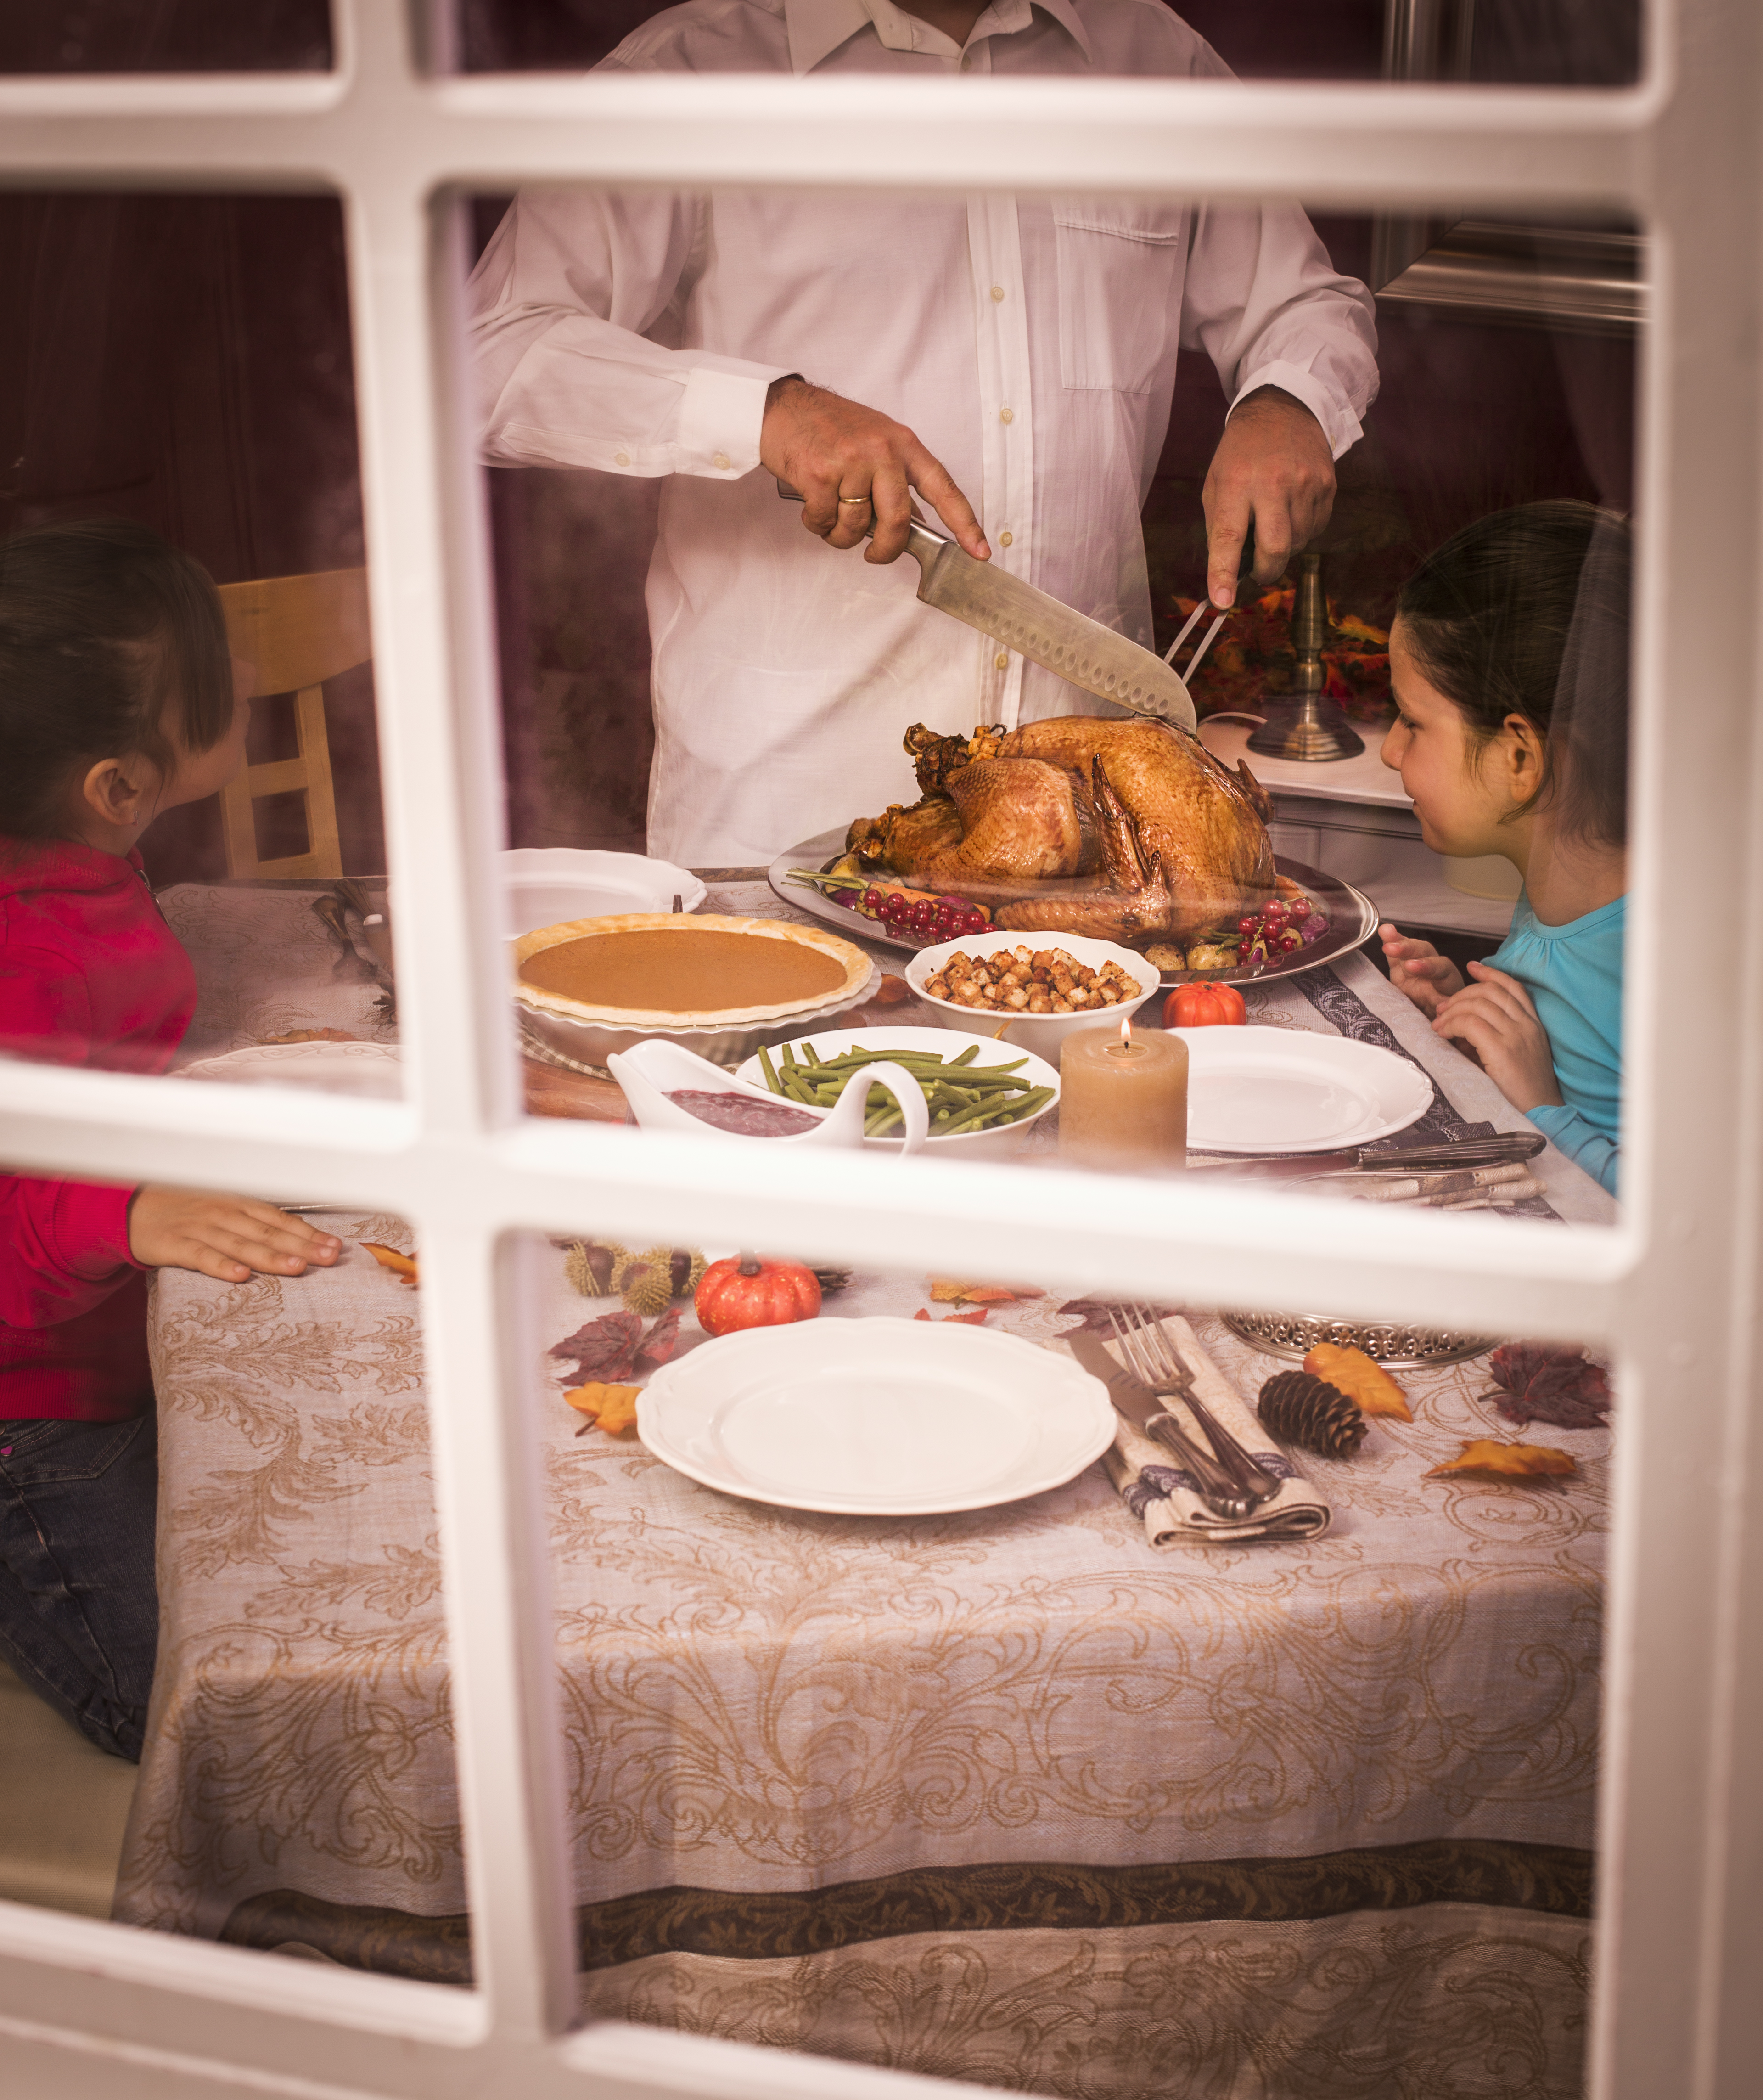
[215,566,370,879]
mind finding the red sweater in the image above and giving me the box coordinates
[0,840,197,1420]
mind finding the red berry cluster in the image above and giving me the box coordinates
[865,887,988,944]
[1236,894,1315,968]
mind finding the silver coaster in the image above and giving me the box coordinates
[1220,1311,1495,1369]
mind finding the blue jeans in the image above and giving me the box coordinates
[0,1414,158,1762]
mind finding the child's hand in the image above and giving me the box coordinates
[1432,963,1565,1113]
[128,1188,343,1284]
[1378,923,1464,1016]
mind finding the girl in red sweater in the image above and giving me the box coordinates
[0,520,340,1760]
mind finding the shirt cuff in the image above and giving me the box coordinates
[674,358,790,480]
[1229,359,1364,459]
[50,1180,142,1280]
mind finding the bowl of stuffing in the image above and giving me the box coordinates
[905,931,1162,1057]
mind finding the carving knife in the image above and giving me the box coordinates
[777,483,1197,734]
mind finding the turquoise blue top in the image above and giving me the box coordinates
[1486,890,1625,1197]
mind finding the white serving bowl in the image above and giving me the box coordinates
[904,930,1162,1058]
[735,1025,1059,1160]
[500,848,707,939]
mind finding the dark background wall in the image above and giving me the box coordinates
[0,192,381,884]
[3,0,1636,879]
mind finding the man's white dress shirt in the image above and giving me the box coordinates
[469,0,1379,866]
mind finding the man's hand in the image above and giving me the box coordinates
[1201,386,1336,608]
[128,1188,343,1285]
[1431,963,1565,1113]
[761,377,989,566]
[1378,923,1465,1018]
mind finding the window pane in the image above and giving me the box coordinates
[473,184,1634,1232]
[454,0,1643,88]
[108,1207,468,1977]
[0,191,398,1099]
[0,1197,463,1982]
[0,2,333,73]
[515,1228,1606,2088]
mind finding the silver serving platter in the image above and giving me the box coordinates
[768,830,1376,988]
[517,956,882,1075]
[1220,1311,1495,1369]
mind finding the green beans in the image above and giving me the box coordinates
[758,1042,1051,1139]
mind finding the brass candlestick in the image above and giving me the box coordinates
[1246,550,1365,763]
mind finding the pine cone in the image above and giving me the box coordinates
[812,1267,852,1294]
[1258,1370,1367,1458]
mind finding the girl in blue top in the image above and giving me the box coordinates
[1378,501,1629,1196]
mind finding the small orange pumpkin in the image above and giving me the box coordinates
[694,1253,822,1336]
[1164,981,1247,1029]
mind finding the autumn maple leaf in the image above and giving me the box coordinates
[550,1310,643,1386]
[1486,1343,1612,1430]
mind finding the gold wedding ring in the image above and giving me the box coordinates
[837,494,870,506]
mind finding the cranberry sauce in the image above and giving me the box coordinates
[666,1088,820,1137]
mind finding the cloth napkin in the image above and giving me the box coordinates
[1092,1314,1331,1547]
[1316,1160,1546,1209]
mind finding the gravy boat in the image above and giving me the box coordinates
[608,1039,928,1154]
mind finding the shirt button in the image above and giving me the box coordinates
[999,531,1013,548]
[990,285,1005,302]
[994,652,1009,671]
[614,450,630,467]
[999,407,1014,425]
[713,451,731,471]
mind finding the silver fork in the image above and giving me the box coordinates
[1105,1309,1253,1517]
[1113,1306,1283,1511]
[1162,597,1230,688]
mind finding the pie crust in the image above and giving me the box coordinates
[513,913,873,1031]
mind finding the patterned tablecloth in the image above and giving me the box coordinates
[115,881,1614,2099]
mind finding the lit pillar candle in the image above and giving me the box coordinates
[1058,1019,1189,1172]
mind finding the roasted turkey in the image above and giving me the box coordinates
[847,716,1277,946]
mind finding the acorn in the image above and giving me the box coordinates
[1258,1370,1368,1458]
[620,1248,678,1318]
[565,1239,627,1297]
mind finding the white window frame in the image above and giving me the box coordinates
[0,2,1758,2094]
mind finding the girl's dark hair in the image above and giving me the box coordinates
[0,518,233,842]
[1397,499,1631,848]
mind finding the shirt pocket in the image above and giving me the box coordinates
[1052,200,1189,394]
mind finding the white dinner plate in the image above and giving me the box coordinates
[176,1041,403,1099]
[638,1317,1116,1515]
[500,847,707,939]
[1173,1027,1433,1154]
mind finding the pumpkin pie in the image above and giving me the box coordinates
[514,914,873,1031]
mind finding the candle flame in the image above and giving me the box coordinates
[1119,1017,1133,1051]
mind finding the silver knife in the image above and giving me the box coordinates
[777,484,1197,733]
[1066,1330,1250,1513]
